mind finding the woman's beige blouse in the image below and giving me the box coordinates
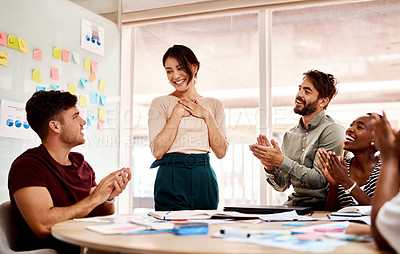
[148,95,227,154]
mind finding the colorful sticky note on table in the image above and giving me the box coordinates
[62,50,70,62]
[32,69,41,82]
[99,95,106,106]
[98,79,105,91]
[79,95,87,107]
[89,71,96,82]
[72,52,80,64]
[53,47,61,59]
[68,83,76,95]
[7,35,19,50]
[83,59,90,70]
[0,51,8,66]
[36,86,46,92]
[90,93,98,104]
[80,78,88,88]
[91,61,98,72]
[98,108,106,120]
[87,115,95,126]
[33,49,42,61]
[17,38,28,53]
[0,32,7,46]
[98,119,105,130]
[49,84,59,91]
[50,67,60,80]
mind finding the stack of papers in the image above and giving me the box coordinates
[331,206,371,217]
[147,210,259,220]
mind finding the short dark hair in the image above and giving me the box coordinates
[303,70,337,108]
[162,45,200,84]
[26,90,77,140]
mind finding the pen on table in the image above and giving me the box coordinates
[327,214,331,220]
[220,227,251,238]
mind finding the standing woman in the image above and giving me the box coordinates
[148,45,228,211]
[317,114,381,210]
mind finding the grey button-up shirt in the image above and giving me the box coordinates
[266,110,345,209]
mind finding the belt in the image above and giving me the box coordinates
[150,153,210,169]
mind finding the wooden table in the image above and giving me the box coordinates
[51,212,384,254]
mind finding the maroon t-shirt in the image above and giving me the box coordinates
[8,144,96,251]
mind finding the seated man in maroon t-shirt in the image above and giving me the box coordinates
[8,90,131,253]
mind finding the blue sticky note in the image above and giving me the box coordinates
[80,78,88,88]
[99,95,106,106]
[282,222,307,226]
[49,84,59,90]
[36,86,46,91]
[90,93,98,104]
[87,115,95,126]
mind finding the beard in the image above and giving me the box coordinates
[294,97,318,116]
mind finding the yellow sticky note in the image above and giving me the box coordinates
[18,38,28,53]
[7,35,19,50]
[98,79,105,91]
[83,59,90,70]
[53,47,61,59]
[32,69,41,82]
[0,51,8,66]
[98,108,106,120]
[79,96,87,107]
[89,71,96,82]
[68,83,76,95]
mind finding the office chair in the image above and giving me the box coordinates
[0,201,57,254]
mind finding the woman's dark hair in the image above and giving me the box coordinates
[26,90,77,140]
[162,45,200,84]
[303,70,337,109]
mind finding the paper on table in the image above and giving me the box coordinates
[148,210,259,220]
[87,223,147,235]
[259,211,315,222]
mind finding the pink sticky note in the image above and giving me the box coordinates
[51,67,60,80]
[33,49,42,61]
[91,61,98,73]
[0,32,7,46]
[98,119,105,130]
[62,50,70,62]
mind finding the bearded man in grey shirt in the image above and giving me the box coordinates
[250,70,345,210]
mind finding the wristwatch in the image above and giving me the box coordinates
[104,198,115,204]
[344,182,357,195]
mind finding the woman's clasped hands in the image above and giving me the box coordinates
[317,149,354,188]
[175,98,209,119]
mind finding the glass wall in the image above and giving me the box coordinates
[126,0,400,210]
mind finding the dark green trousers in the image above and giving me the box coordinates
[151,153,219,211]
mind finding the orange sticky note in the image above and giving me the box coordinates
[89,71,96,82]
[7,35,19,50]
[32,69,41,82]
[79,96,87,107]
[33,49,42,61]
[98,79,105,91]
[50,67,59,80]
[83,59,90,70]
[18,38,28,53]
[62,50,70,62]
[0,32,8,46]
[53,47,61,59]
[98,108,106,120]
[0,51,8,66]
[98,119,105,130]
[91,61,98,72]
[68,83,76,95]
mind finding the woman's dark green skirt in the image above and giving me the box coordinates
[150,153,219,211]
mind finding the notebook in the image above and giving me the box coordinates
[331,205,371,217]
[223,205,314,215]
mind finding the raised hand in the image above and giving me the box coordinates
[250,135,284,172]
[108,167,132,201]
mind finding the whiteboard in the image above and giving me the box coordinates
[0,0,121,202]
